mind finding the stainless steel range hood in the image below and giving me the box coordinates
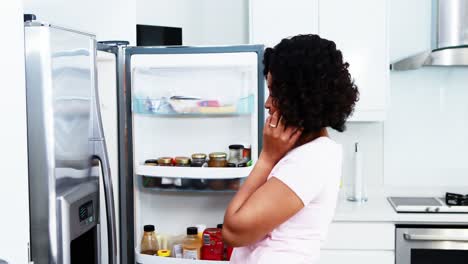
[391,0,468,70]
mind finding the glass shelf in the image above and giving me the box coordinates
[132,94,254,116]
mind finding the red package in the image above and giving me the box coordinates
[201,228,224,260]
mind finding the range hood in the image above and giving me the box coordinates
[391,0,468,70]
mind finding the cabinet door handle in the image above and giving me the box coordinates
[404,233,468,242]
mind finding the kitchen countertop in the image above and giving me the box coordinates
[333,192,468,224]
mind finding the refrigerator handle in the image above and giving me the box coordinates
[93,146,117,264]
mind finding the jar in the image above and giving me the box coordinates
[158,157,174,189]
[227,178,241,191]
[143,159,161,188]
[242,144,252,162]
[208,152,228,190]
[208,152,227,167]
[191,154,208,190]
[141,225,159,255]
[227,145,244,167]
[191,153,207,167]
[174,157,192,189]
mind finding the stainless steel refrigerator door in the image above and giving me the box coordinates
[25,22,116,264]
[396,227,468,264]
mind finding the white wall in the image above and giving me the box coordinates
[23,0,136,44]
[384,0,468,190]
[136,0,248,45]
[0,1,30,263]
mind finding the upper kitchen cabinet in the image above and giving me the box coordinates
[319,0,389,121]
[249,0,319,48]
[249,0,389,121]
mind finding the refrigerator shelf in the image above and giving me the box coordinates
[141,185,237,194]
[132,95,254,116]
[135,249,228,263]
[136,165,253,179]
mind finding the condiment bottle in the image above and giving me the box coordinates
[141,225,158,255]
[174,156,192,189]
[201,226,224,260]
[183,227,202,259]
[158,157,174,188]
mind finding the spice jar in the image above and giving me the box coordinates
[208,152,227,167]
[208,152,228,190]
[158,157,174,189]
[191,153,208,190]
[227,145,244,167]
[143,159,161,188]
[174,157,192,189]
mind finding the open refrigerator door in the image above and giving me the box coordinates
[117,45,264,264]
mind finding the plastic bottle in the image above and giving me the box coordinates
[140,225,158,255]
[183,227,202,259]
[201,226,224,260]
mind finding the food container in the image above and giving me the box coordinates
[208,152,228,190]
[158,157,174,188]
[191,153,208,189]
[174,157,192,189]
[143,159,161,188]
[208,152,228,168]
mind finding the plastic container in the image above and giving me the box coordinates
[141,225,158,255]
[183,227,202,260]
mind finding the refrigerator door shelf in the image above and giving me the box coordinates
[135,249,227,264]
[136,165,252,180]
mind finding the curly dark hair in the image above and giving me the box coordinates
[263,34,359,133]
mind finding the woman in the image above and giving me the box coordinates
[222,34,359,263]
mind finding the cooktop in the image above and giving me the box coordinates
[388,197,468,213]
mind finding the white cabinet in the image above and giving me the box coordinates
[249,0,319,47]
[320,250,394,264]
[321,222,395,264]
[249,0,389,121]
[319,0,388,121]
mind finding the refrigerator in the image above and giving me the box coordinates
[24,20,117,264]
[97,41,265,264]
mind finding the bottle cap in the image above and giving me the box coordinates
[229,144,244,150]
[144,225,155,232]
[144,159,158,165]
[158,157,173,165]
[187,227,198,235]
[157,249,171,257]
[175,156,191,165]
[209,152,227,159]
[217,224,223,229]
[191,153,207,159]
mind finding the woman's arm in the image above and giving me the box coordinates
[222,113,303,247]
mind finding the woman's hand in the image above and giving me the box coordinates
[260,112,303,167]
